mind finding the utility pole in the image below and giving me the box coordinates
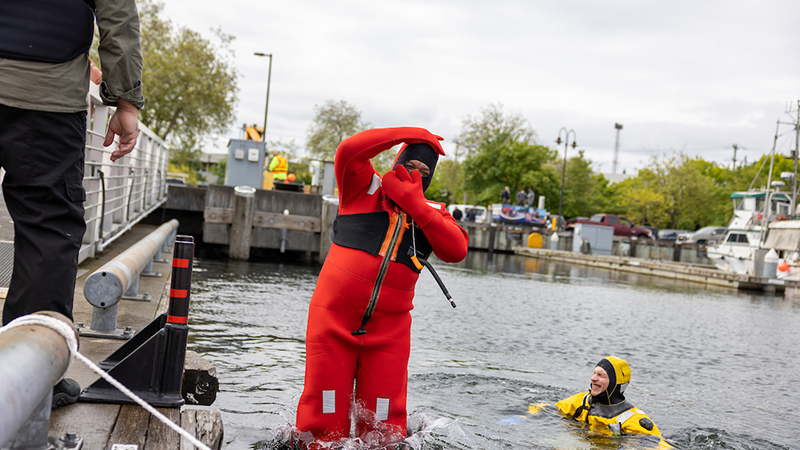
[732,144,738,168]
[794,100,799,216]
[613,123,623,174]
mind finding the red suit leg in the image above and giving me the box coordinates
[353,310,411,441]
[296,262,371,442]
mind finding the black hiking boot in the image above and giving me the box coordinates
[52,378,80,409]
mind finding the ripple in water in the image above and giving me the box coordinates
[188,255,799,450]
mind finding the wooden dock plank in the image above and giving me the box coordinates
[107,405,150,449]
[144,407,182,450]
[181,409,224,450]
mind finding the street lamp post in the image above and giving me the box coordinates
[613,123,623,174]
[254,52,272,142]
[556,127,577,225]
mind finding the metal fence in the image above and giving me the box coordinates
[80,83,169,263]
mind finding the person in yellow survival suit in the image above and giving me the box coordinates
[505,356,671,447]
[295,127,469,448]
[268,150,288,181]
[554,356,670,446]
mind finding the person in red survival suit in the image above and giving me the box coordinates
[295,127,469,448]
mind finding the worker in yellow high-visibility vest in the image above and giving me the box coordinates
[268,150,288,181]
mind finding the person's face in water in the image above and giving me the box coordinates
[404,160,430,178]
[590,366,610,396]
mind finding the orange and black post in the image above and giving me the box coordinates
[161,235,194,399]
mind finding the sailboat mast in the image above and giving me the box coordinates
[794,100,799,217]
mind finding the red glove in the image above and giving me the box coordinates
[394,127,446,156]
[382,165,436,226]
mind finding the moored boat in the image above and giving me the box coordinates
[707,188,792,274]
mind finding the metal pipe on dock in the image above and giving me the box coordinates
[0,312,77,449]
[82,219,179,337]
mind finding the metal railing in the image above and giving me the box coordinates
[80,82,170,262]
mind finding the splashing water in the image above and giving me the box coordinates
[255,405,465,450]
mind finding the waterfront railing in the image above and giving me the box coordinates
[81,82,169,262]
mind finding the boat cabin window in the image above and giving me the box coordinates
[607,215,620,225]
[755,197,765,214]
[726,233,749,244]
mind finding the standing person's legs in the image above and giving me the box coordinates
[0,104,87,325]
[354,311,412,442]
[296,278,363,443]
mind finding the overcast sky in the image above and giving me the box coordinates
[162,0,800,175]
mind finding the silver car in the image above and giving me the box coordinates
[677,226,727,246]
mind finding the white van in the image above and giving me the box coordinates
[447,204,487,223]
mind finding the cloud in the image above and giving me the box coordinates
[163,0,800,176]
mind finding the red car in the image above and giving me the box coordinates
[577,214,653,239]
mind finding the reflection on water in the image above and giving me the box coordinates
[187,252,799,450]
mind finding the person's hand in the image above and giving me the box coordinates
[89,60,102,85]
[398,128,445,155]
[104,99,139,162]
[382,165,436,226]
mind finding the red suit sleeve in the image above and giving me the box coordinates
[334,127,444,207]
[420,206,469,263]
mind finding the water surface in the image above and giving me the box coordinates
[187,251,799,449]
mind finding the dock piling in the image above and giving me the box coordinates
[229,186,255,260]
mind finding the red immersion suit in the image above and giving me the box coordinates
[295,127,469,445]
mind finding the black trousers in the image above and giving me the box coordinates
[0,104,87,325]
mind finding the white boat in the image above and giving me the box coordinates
[707,189,792,274]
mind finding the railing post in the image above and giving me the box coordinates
[80,219,179,339]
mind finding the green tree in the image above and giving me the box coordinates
[453,103,537,162]
[211,159,226,185]
[306,99,370,161]
[268,139,301,162]
[107,0,238,185]
[139,10,238,147]
[616,172,671,226]
[618,152,719,229]
[463,133,559,207]
[557,150,616,218]
[428,159,467,205]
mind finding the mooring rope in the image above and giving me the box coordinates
[1,315,213,450]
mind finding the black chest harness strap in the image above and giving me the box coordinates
[333,211,456,335]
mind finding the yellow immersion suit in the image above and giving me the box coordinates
[505,356,671,448]
[553,356,671,448]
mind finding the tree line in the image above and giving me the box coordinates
[306,102,796,231]
[118,2,795,231]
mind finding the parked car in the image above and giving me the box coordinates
[565,216,589,229]
[658,229,692,241]
[447,204,488,223]
[577,214,654,239]
[677,226,727,246]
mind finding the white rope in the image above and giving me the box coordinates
[0,315,212,450]
[2,315,79,370]
[73,352,213,450]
